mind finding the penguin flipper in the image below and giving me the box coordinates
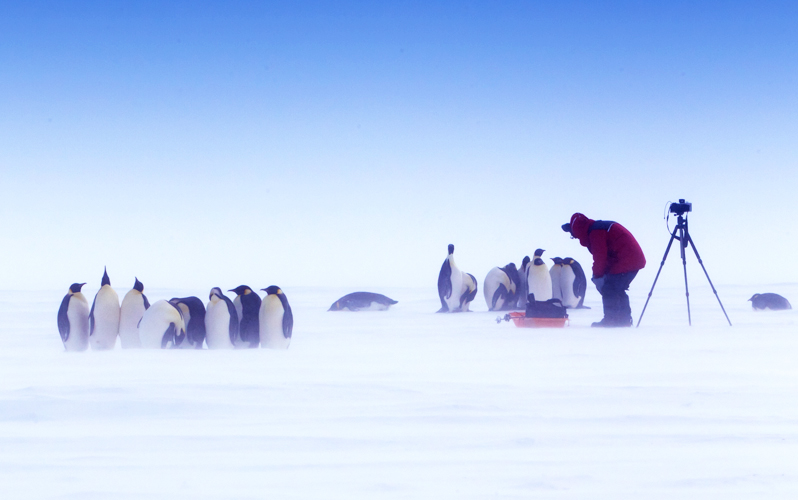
[491,283,508,311]
[438,259,452,305]
[88,295,97,336]
[57,294,71,342]
[282,303,293,339]
[161,322,176,349]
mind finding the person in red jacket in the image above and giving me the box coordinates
[562,213,646,327]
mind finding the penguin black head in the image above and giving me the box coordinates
[229,285,252,296]
[133,277,144,292]
[448,244,454,255]
[563,258,574,265]
[101,267,111,286]
[262,285,282,295]
[551,257,563,265]
[521,256,530,268]
[748,294,759,301]
[505,263,517,273]
[209,287,224,300]
[534,249,545,258]
[69,283,86,293]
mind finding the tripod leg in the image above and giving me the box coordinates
[636,228,679,327]
[679,225,692,326]
[685,234,733,326]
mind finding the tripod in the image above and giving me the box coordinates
[637,213,732,327]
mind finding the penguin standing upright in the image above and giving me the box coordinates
[259,285,293,349]
[437,244,465,313]
[550,257,564,301]
[483,264,518,311]
[119,277,150,349]
[561,257,589,309]
[88,267,120,350]
[516,256,531,309]
[138,300,186,349]
[526,249,553,302]
[57,283,89,352]
[205,287,239,349]
[169,296,206,348]
[459,273,479,312]
[229,285,262,348]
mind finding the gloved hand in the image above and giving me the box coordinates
[591,275,605,294]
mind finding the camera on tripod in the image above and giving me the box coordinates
[669,199,692,216]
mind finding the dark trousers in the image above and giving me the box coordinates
[600,271,638,325]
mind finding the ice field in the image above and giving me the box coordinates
[1,283,797,499]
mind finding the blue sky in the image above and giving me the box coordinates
[1,1,797,293]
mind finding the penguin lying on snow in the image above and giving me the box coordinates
[749,293,792,310]
[260,286,293,349]
[169,296,206,349]
[483,263,519,311]
[329,292,398,311]
[57,283,89,352]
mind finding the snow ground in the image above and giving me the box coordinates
[1,283,797,499]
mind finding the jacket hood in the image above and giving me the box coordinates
[569,213,594,244]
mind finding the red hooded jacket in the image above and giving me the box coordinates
[569,213,646,277]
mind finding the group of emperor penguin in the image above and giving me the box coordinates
[436,245,589,313]
[57,268,293,351]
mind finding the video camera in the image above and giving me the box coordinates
[669,199,692,216]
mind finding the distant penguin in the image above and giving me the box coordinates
[119,277,150,349]
[437,244,465,313]
[749,293,792,311]
[526,249,553,302]
[205,287,239,349]
[88,267,120,350]
[57,282,89,352]
[516,256,531,309]
[259,285,293,349]
[561,257,589,309]
[550,257,564,301]
[169,296,206,348]
[329,292,398,311]
[138,300,186,349]
[229,285,262,348]
[459,273,478,312]
[483,264,517,311]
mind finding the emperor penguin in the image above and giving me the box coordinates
[561,257,589,309]
[749,293,792,311]
[526,249,552,302]
[229,285,262,348]
[88,267,120,350]
[516,256,531,309]
[328,292,398,311]
[259,285,293,349]
[550,257,564,301]
[169,296,206,348]
[138,300,186,349]
[437,244,465,313]
[458,273,478,312]
[57,283,89,352]
[119,277,150,349]
[205,287,239,349]
[483,264,518,311]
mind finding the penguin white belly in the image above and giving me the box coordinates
[445,268,465,312]
[119,292,145,348]
[527,266,553,302]
[233,296,244,326]
[65,296,90,352]
[347,302,389,311]
[483,267,510,311]
[560,266,580,308]
[517,267,529,309]
[139,301,185,349]
[550,266,563,301]
[259,296,290,349]
[90,287,120,350]
[205,301,235,349]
